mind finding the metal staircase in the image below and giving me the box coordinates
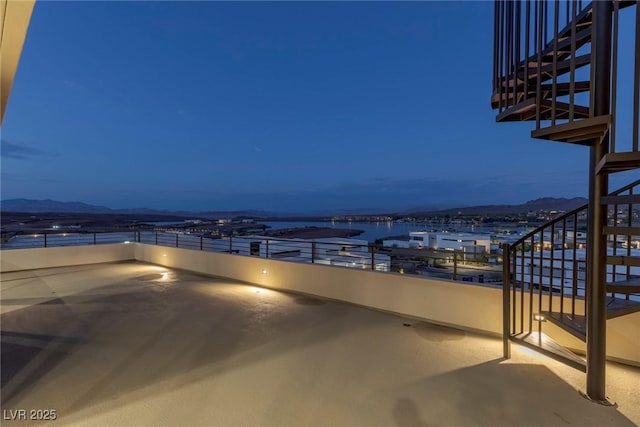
[492,0,640,402]
[502,180,640,371]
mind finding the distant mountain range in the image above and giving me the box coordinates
[0,199,273,218]
[1,197,589,218]
[413,197,588,216]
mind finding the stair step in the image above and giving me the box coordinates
[512,331,586,372]
[496,55,591,103]
[555,3,594,43]
[601,194,640,205]
[491,81,590,109]
[519,54,591,82]
[596,152,640,174]
[606,296,640,319]
[603,226,640,236]
[607,277,640,296]
[534,27,592,65]
[539,311,586,341]
[516,3,594,71]
[496,98,589,123]
[531,115,609,145]
[607,255,640,267]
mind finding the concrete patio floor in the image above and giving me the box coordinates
[1,261,639,426]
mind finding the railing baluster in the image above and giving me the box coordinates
[569,0,577,121]
[611,0,619,151]
[549,222,555,312]
[536,0,544,129]
[499,0,505,112]
[502,243,512,358]
[572,212,578,316]
[552,0,559,126]
[524,0,530,101]
[514,0,521,107]
[561,217,566,314]
[634,2,640,151]
[512,247,517,332]
[538,230,544,322]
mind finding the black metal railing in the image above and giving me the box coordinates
[608,0,640,156]
[493,0,639,153]
[1,230,502,284]
[503,179,640,339]
[493,0,593,125]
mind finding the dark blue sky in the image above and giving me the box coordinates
[1,1,637,213]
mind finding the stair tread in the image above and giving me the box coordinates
[596,152,640,174]
[531,115,610,144]
[603,226,640,236]
[519,54,591,81]
[516,3,593,71]
[527,27,592,67]
[492,81,591,108]
[606,296,640,318]
[601,194,640,205]
[607,255,640,267]
[540,311,586,340]
[512,331,586,372]
[496,98,589,123]
[609,277,640,286]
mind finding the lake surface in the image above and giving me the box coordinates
[262,221,536,243]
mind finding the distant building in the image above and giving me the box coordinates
[230,236,390,271]
[408,231,491,254]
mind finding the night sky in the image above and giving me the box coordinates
[2,1,638,213]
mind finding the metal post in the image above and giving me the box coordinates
[44,233,47,248]
[311,241,316,263]
[266,240,269,258]
[586,0,611,403]
[200,236,203,251]
[176,234,179,248]
[453,252,458,281]
[155,232,158,245]
[229,236,232,253]
[502,244,511,359]
[370,244,375,271]
[93,233,96,245]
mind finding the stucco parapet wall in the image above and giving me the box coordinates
[0,243,136,272]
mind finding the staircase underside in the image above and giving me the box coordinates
[531,115,610,145]
[511,331,586,372]
[540,311,586,340]
[607,277,640,296]
[596,152,640,174]
[491,81,591,109]
[539,296,640,342]
[496,98,590,123]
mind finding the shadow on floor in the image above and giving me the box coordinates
[394,359,635,427]
[0,268,364,420]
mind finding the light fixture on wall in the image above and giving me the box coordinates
[163,254,167,257]
[533,313,547,322]
[261,269,268,275]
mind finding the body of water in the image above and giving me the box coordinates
[261,221,536,243]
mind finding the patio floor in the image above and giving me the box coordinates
[1,261,638,426]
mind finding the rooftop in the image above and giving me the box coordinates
[2,261,639,426]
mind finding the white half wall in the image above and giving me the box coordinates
[0,244,135,272]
